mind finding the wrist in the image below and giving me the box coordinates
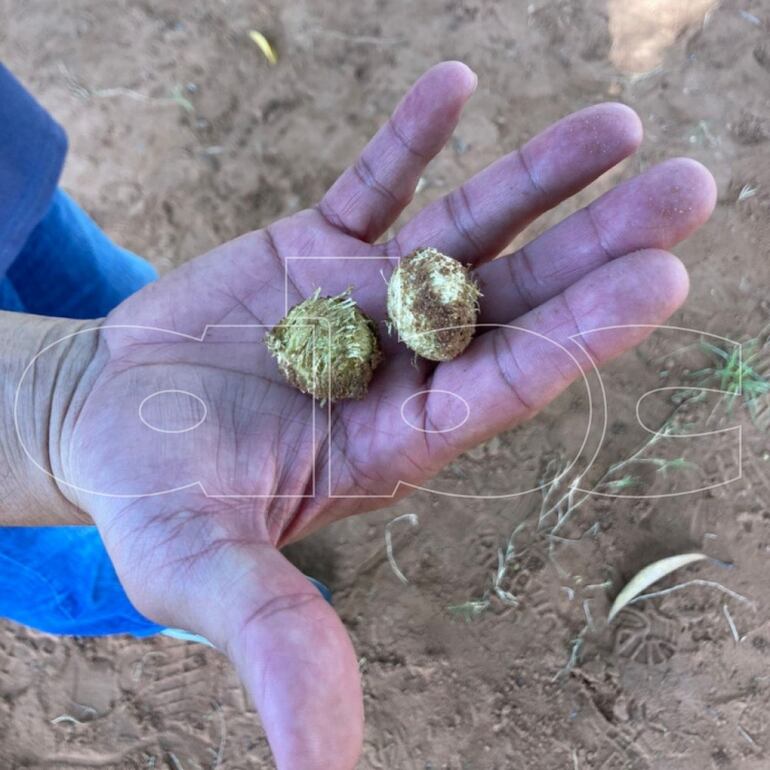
[0,311,102,524]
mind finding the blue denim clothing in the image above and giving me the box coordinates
[6,190,158,318]
[0,189,165,636]
[0,64,331,638]
[0,190,333,636]
[0,62,161,636]
[0,64,67,277]
[0,527,164,637]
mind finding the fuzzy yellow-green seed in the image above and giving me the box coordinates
[265,289,382,402]
[387,248,480,361]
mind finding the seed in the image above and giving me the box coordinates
[387,247,480,361]
[266,289,382,402]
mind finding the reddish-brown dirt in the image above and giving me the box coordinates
[2,0,770,767]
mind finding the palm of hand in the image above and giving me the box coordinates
[63,63,715,769]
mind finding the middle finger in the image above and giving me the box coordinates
[390,102,643,264]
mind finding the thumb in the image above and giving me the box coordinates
[198,544,364,770]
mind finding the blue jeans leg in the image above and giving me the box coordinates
[6,189,158,319]
[0,189,163,636]
[0,191,331,637]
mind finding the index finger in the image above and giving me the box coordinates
[317,61,477,244]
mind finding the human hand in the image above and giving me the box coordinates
[47,62,715,769]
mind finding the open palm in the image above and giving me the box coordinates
[57,63,715,769]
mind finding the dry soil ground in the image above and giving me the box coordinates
[2,0,770,768]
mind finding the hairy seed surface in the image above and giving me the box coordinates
[387,247,480,361]
[266,289,382,402]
